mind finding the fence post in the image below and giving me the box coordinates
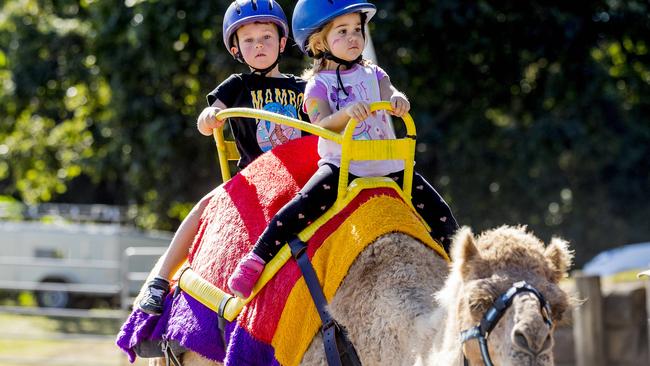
[644,275,650,365]
[572,271,605,366]
[120,248,131,310]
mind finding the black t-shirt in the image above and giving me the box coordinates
[206,73,309,169]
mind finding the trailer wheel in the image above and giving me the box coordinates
[35,279,71,308]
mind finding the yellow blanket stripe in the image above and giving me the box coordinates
[271,195,448,365]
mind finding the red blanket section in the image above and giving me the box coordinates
[188,135,319,299]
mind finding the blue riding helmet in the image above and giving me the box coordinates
[222,0,290,56]
[292,0,377,55]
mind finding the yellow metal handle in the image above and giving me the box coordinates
[211,102,417,204]
[216,108,341,141]
[213,126,232,182]
[211,108,342,182]
[337,101,416,203]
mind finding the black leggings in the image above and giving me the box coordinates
[252,164,458,262]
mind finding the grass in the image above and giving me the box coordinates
[0,313,149,366]
[0,292,150,365]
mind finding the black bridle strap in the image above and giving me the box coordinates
[461,334,494,366]
[460,281,553,366]
[461,330,493,366]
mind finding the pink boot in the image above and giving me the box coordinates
[228,252,265,298]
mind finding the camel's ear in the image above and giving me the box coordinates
[451,227,480,279]
[544,237,574,282]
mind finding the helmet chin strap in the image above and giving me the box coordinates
[318,52,363,110]
[248,52,282,76]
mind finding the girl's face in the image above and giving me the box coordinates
[325,13,364,62]
[232,22,286,70]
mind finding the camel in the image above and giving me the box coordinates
[124,107,574,365]
[146,225,573,366]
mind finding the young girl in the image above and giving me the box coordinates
[227,0,459,298]
[137,0,309,315]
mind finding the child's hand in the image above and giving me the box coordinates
[389,93,410,117]
[197,107,225,136]
[343,101,371,122]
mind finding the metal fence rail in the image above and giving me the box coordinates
[0,246,162,365]
[0,356,127,366]
[120,246,166,309]
[1,331,116,341]
[0,280,121,295]
[0,246,165,309]
[0,305,127,319]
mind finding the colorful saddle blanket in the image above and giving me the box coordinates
[116,136,446,365]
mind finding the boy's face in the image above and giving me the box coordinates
[232,22,287,71]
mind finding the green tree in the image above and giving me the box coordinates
[1,0,308,230]
[373,0,650,264]
[1,0,648,265]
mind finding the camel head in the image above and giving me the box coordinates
[440,225,573,366]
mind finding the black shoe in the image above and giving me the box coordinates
[138,277,170,315]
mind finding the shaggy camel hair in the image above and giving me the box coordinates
[149,225,573,366]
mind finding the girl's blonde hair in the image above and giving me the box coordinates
[301,13,371,80]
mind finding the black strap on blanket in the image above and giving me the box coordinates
[217,293,234,350]
[288,237,362,366]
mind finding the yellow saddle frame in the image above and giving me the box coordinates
[179,101,434,322]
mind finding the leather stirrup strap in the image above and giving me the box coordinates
[288,237,362,366]
[162,340,182,366]
[217,294,234,350]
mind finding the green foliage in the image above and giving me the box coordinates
[373,0,650,264]
[1,0,648,264]
[0,195,23,220]
[0,1,104,203]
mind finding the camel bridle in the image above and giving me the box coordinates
[459,281,553,366]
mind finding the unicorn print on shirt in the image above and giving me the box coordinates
[329,84,374,140]
[251,87,305,152]
[256,102,301,152]
[330,85,356,106]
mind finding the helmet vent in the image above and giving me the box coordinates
[252,0,258,11]
[328,0,334,4]
[235,2,241,14]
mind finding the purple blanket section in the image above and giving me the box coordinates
[226,326,281,366]
[116,292,279,365]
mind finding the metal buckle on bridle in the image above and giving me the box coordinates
[459,281,553,366]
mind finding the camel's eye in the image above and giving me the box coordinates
[546,287,569,323]
[466,281,497,321]
[468,295,492,320]
[550,302,566,322]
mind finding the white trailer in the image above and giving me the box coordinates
[0,220,171,308]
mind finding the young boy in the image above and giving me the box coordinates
[137,0,309,315]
